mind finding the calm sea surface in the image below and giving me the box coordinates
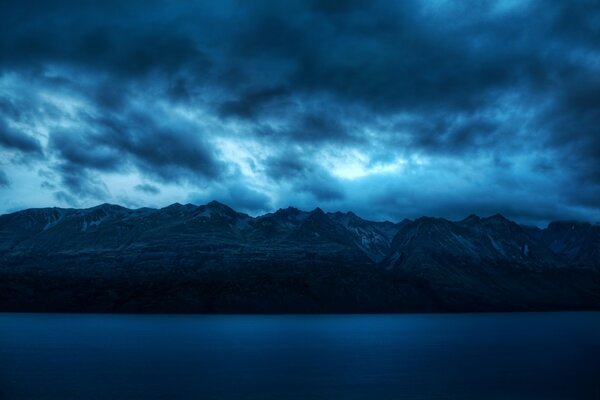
[0,312,599,399]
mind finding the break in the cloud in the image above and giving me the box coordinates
[0,0,599,226]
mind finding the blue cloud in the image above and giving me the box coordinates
[0,0,598,225]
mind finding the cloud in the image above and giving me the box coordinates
[0,0,598,225]
[41,101,225,202]
[94,113,225,182]
[48,129,122,172]
[53,190,79,207]
[0,118,43,155]
[0,1,210,78]
[0,170,9,187]
[217,86,290,119]
[55,165,110,200]
[264,150,345,201]
[134,183,160,195]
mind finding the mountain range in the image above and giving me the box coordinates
[1,201,599,313]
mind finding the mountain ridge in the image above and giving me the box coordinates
[4,201,596,231]
[1,201,599,313]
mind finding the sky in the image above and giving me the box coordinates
[0,0,599,226]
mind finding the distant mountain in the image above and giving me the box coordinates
[1,202,599,313]
[541,221,600,268]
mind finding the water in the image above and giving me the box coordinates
[0,313,599,400]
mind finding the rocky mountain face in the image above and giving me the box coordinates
[541,221,600,268]
[1,202,599,313]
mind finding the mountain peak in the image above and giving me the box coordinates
[89,203,123,210]
[85,203,128,216]
[486,213,509,222]
[162,203,197,213]
[276,206,300,214]
[414,216,448,224]
[206,200,227,208]
[462,214,481,224]
[310,207,325,215]
[302,208,328,223]
[266,207,308,225]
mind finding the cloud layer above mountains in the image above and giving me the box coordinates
[0,0,599,225]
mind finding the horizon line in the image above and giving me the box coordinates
[2,200,597,228]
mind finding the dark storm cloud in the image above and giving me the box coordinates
[0,0,598,222]
[92,113,224,183]
[40,181,56,190]
[293,112,353,143]
[0,170,9,187]
[46,128,122,200]
[531,64,600,210]
[265,150,345,201]
[43,105,225,200]
[0,1,210,78]
[52,165,109,200]
[53,190,79,207]
[0,98,23,120]
[227,1,546,113]
[48,129,122,173]
[543,74,600,183]
[217,86,290,119]
[0,118,43,155]
[134,183,160,195]
[250,111,357,145]
[387,112,508,158]
[1,0,546,117]
[206,0,598,163]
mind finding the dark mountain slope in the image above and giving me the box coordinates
[0,203,599,313]
[327,211,403,262]
[382,215,600,310]
[541,221,600,268]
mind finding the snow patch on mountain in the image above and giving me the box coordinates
[43,211,65,231]
[487,234,507,256]
[451,232,478,256]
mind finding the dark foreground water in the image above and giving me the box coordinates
[1,313,599,400]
